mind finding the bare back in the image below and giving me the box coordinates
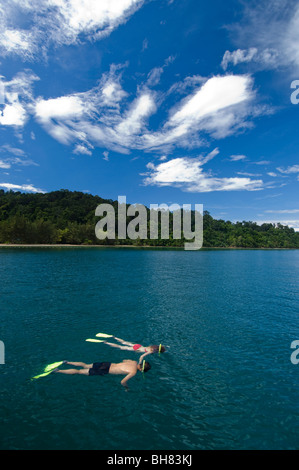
[109,360,139,386]
[109,360,138,376]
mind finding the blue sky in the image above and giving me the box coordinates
[0,0,299,228]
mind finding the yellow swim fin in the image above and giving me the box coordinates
[32,369,56,380]
[95,333,113,338]
[86,338,104,343]
[32,361,64,380]
[44,361,64,372]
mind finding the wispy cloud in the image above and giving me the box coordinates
[73,144,93,156]
[32,70,257,155]
[265,209,299,214]
[252,160,271,166]
[224,0,299,72]
[141,74,255,151]
[237,171,262,177]
[0,160,11,169]
[142,153,264,193]
[0,144,26,157]
[228,154,247,162]
[0,70,39,126]
[0,0,145,60]
[221,48,278,71]
[277,165,299,174]
[222,48,258,70]
[0,144,38,167]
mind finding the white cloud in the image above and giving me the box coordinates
[0,70,39,127]
[168,75,251,128]
[254,219,299,232]
[168,75,206,95]
[201,147,219,164]
[229,154,247,162]
[277,165,299,174]
[265,209,299,214]
[103,151,109,161]
[0,29,35,59]
[252,160,271,166]
[143,155,264,193]
[101,81,127,107]
[284,5,299,69]
[35,95,87,144]
[0,144,39,167]
[51,0,144,41]
[226,0,299,72]
[2,67,259,160]
[237,171,262,177]
[29,72,258,156]
[221,47,278,70]
[116,93,156,137]
[35,95,84,121]
[142,38,149,51]
[0,160,11,169]
[0,0,144,59]
[141,74,254,151]
[146,67,164,87]
[0,182,44,193]
[222,48,258,70]
[33,64,133,149]
[0,145,26,157]
[0,102,27,126]
[73,144,93,156]
[145,56,175,87]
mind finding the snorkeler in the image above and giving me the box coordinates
[53,359,151,387]
[98,335,166,364]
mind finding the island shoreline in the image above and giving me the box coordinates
[0,244,297,250]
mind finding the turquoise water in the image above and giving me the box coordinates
[0,247,298,450]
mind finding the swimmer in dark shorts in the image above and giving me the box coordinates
[55,359,151,387]
[88,362,111,376]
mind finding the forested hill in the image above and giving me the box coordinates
[0,189,298,248]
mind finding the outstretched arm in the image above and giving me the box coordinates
[138,351,151,364]
[121,372,135,387]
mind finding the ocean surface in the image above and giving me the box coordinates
[0,247,298,450]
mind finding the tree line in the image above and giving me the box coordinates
[0,189,298,248]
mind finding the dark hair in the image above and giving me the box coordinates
[151,345,166,354]
[142,361,151,373]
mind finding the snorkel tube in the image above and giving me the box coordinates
[141,360,146,379]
